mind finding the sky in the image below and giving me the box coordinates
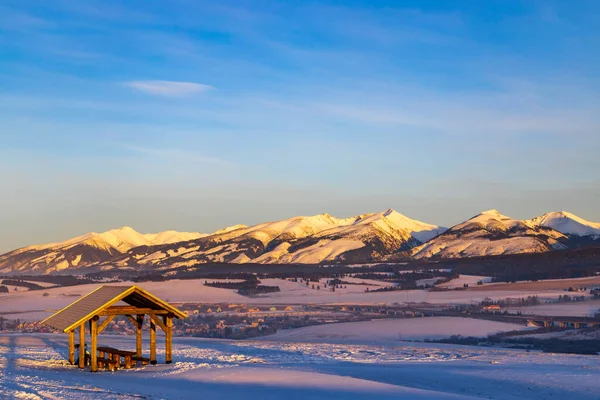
[1,0,599,252]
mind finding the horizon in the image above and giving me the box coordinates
[1,206,597,253]
[2,0,599,253]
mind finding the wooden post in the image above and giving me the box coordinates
[150,318,157,365]
[136,315,143,358]
[165,314,173,364]
[79,323,85,369]
[91,316,98,372]
[68,330,75,365]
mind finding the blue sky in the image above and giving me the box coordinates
[1,0,599,251]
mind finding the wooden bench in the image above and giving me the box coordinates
[132,356,151,366]
[97,357,118,372]
[97,346,138,369]
[115,350,137,369]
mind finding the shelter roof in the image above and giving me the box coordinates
[42,285,186,332]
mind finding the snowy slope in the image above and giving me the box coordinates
[118,213,357,267]
[253,209,446,264]
[4,332,599,400]
[113,209,446,268]
[263,317,528,342]
[0,227,206,274]
[412,210,568,259]
[530,211,600,238]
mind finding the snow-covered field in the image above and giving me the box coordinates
[1,277,596,322]
[261,317,530,342]
[1,330,598,399]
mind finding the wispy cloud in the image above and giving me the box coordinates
[124,80,213,96]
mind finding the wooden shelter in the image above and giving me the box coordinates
[42,285,186,372]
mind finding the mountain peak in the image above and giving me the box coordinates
[212,224,248,235]
[472,209,514,221]
[532,211,600,237]
[481,209,502,216]
[106,226,139,234]
[383,208,397,216]
[544,211,578,219]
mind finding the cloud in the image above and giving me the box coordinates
[124,80,213,96]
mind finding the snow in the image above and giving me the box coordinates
[530,211,600,237]
[263,317,529,342]
[1,332,599,399]
[413,209,568,259]
[2,285,30,293]
[141,251,167,263]
[145,230,208,244]
[3,277,598,322]
[251,209,445,264]
[212,224,247,235]
[411,209,600,261]
[312,209,442,245]
[366,209,446,243]
[54,260,70,271]
[0,227,209,274]
[252,242,293,263]
[108,209,447,267]
[24,226,206,254]
[256,239,366,264]
[4,209,600,275]
[256,278,387,295]
[207,213,357,248]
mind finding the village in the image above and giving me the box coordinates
[1,302,440,338]
[2,285,598,339]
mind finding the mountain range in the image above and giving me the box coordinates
[1,209,599,275]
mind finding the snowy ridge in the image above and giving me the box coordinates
[1,208,599,273]
[0,227,206,274]
[530,211,600,238]
[412,209,569,259]
[17,226,205,254]
[115,209,446,267]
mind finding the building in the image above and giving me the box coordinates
[42,285,186,372]
[483,305,501,311]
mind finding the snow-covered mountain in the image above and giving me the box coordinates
[0,227,206,274]
[412,210,569,259]
[112,209,446,269]
[251,209,445,264]
[530,211,600,238]
[2,209,598,274]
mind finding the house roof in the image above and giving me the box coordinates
[42,285,186,332]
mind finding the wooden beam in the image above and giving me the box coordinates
[165,315,173,364]
[125,314,138,326]
[100,307,169,316]
[90,316,98,372]
[150,318,157,365]
[136,315,143,358]
[79,323,85,369]
[150,314,167,332]
[97,315,116,334]
[68,330,75,365]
